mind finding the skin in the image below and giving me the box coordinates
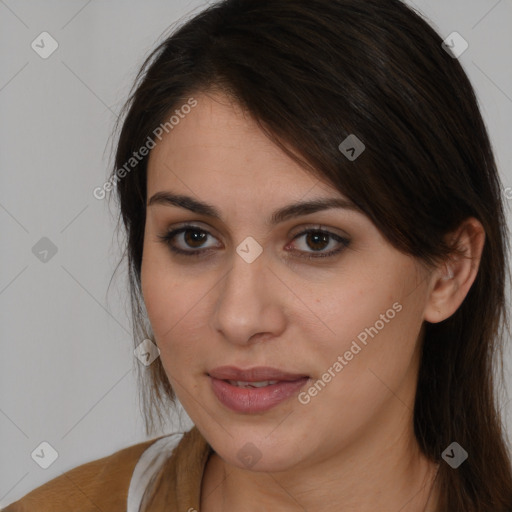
[140,90,485,512]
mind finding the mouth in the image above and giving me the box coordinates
[207,366,311,413]
[208,365,310,382]
[224,379,285,388]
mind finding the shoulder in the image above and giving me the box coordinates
[1,435,176,512]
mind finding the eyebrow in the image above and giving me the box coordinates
[147,191,361,226]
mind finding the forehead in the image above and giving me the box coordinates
[146,91,327,197]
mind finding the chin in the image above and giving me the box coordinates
[228,448,302,473]
[214,429,307,473]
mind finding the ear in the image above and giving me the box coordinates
[424,217,485,323]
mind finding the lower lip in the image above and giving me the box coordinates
[209,376,310,413]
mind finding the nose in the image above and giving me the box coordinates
[210,245,287,346]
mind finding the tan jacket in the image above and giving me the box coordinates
[2,426,212,512]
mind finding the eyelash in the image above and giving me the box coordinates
[157,224,350,260]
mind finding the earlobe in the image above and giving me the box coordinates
[424,217,485,324]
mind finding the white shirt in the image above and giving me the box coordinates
[126,432,184,512]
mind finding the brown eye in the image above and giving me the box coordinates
[157,226,219,257]
[158,225,350,260]
[182,229,208,248]
[289,229,350,259]
[304,232,330,251]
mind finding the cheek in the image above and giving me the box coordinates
[141,268,188,342]
[305,272,399,356]
[140,246,212,372]
[304,264,424,389]
[140,241,182,338]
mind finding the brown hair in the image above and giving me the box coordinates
[107,0,512,509]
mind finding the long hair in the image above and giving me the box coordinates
[107,0,512,509]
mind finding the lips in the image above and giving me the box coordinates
[207,366,311,413]
[208,366,310,382]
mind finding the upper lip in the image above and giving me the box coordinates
[208,366,309,382]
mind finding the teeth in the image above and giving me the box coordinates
[228,380,280,388]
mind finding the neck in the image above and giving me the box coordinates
[200,409,440,512]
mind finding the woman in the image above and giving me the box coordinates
[5,0,512,510]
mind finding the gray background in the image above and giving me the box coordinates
[1,0,511,506]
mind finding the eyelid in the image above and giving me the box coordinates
[155,223,219,258]
[286,226,350,259]
[164,221,349,242]
[158,222,351,260]
[159,221,221,242]
[288,223,349,239]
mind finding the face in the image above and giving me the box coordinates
[141,90,432,472]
